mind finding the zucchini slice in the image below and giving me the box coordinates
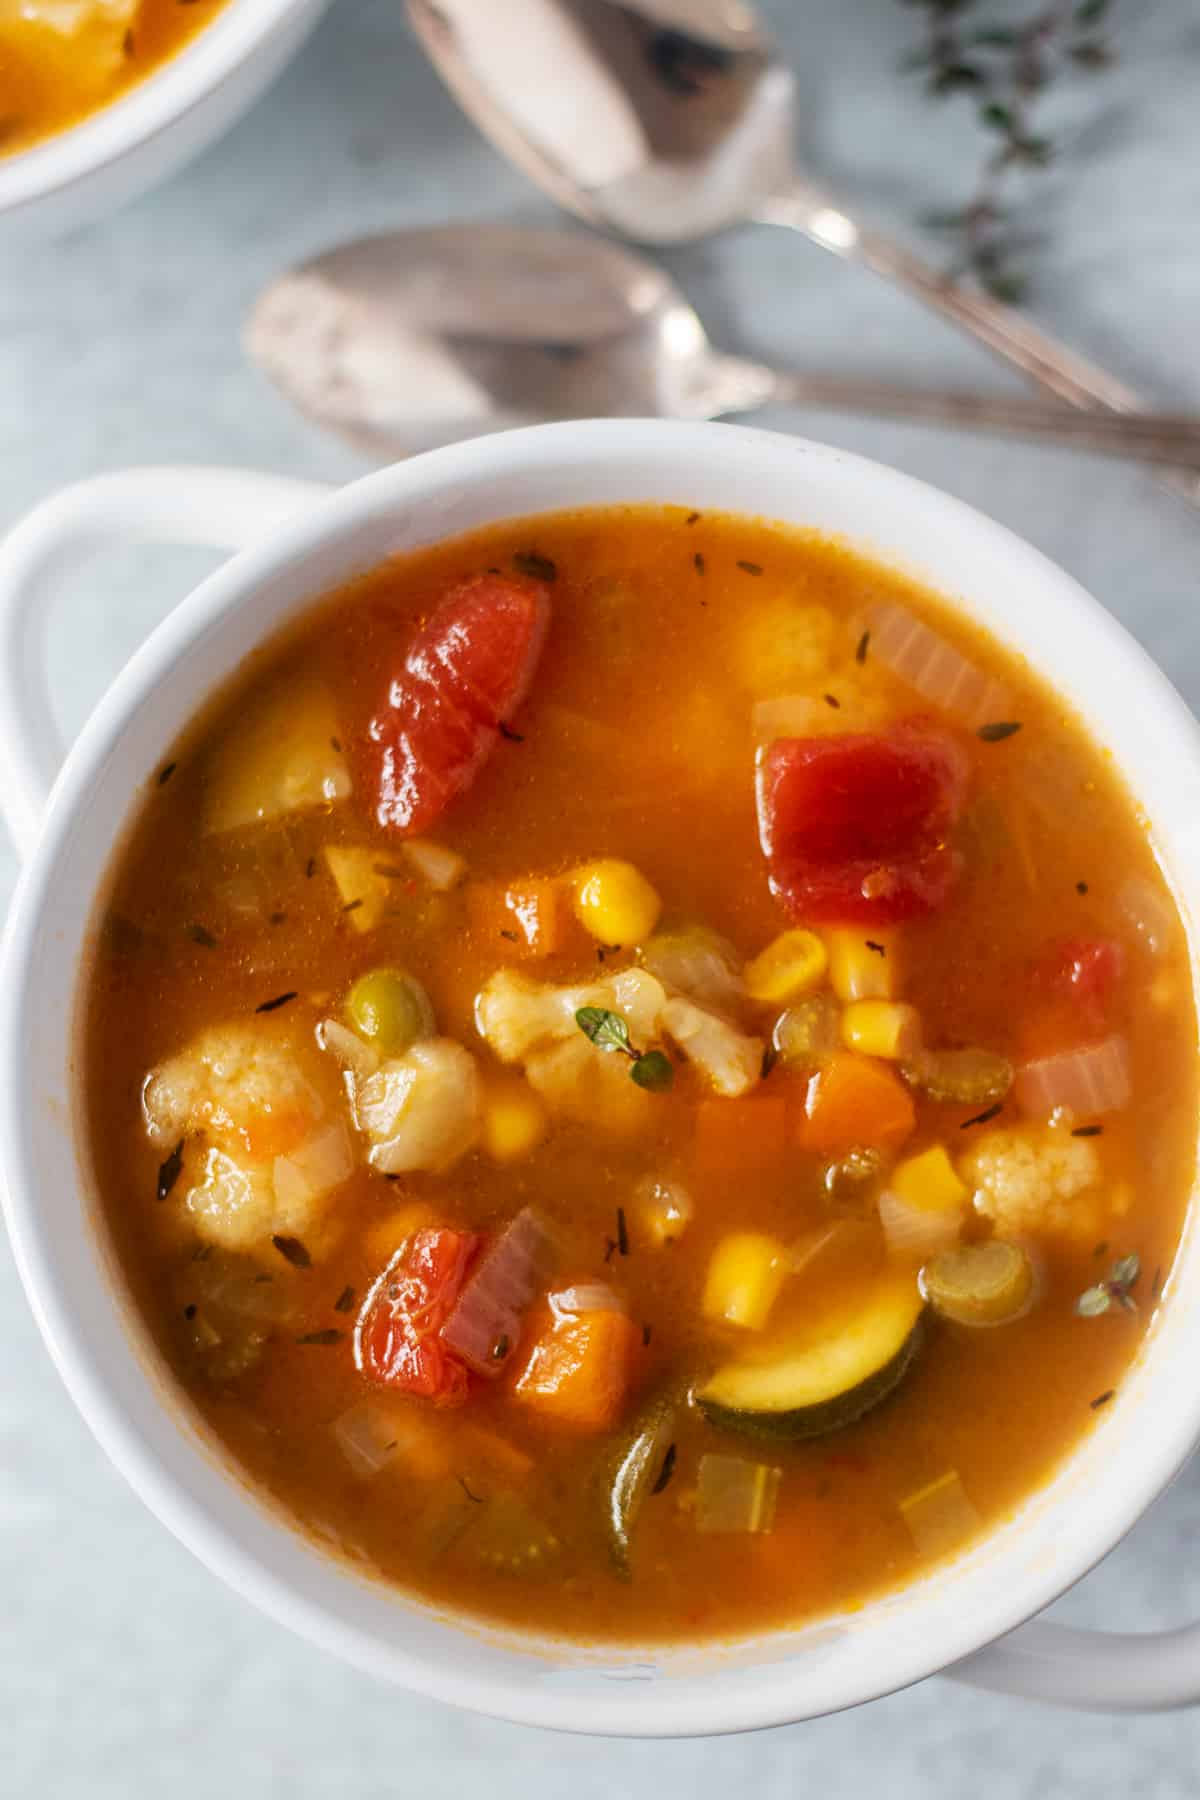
[696,1274,925,1441]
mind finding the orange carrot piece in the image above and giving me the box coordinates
[692,1095,791,1172]
[468,878,564,958]
[797,1053,916,1154]
[512,1309,641,1431]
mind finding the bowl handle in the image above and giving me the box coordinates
[0,467,332,858]
[948,1606,1200,1711]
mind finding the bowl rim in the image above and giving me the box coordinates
[3,419,1199,1734]
[0,0,314,212]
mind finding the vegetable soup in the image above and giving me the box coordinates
[0,0,228,157]
[86,505,1195,1643]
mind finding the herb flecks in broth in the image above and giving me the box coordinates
[86,505,1194,1646]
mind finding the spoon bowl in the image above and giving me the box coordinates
[247,222,1200,470]
[247,223,772,455]
[405,0,1200,511]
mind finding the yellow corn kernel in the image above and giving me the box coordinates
[481,1081,548,1162]
[571,858,661,947]
[891,1145,968,1216]
[841,1000,921,1062]
[703,1232,787,1331]
[826,927,897,1001]
[364,1200,435,1267]
[744,929,828,1004]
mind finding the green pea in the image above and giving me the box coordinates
[345,968,435,1056]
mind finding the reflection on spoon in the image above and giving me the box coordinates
[405,0,1200,513]
[246,223,1200,470]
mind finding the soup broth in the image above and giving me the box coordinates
[0,0,228,157]
[86,505,1195,1643]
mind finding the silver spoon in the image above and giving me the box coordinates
[246,224,1200,469]
[406,0,1200,505]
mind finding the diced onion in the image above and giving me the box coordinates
[1015,1035,1131,1118]
[272,1122,353,1211]
[317,1017,380,1080]
[440,1206,555,1375]
[549,1283,627,1317]
[695,1453,781,1535]
[900,1469,980,1558]
[878,1188,962,1259]
[332,1399,404,1478]
[639,926,744,1013]
[403,838,468,891]
[865,601,1008,728]
[1118,874,1177,957]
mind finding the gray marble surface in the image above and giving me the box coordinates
[5,0,1200,1791]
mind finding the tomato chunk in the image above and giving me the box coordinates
[757,728,968,924]
[369,572,551,836]
[1035,937,1124,1032]
[355,1228,480,1405]
[1023,935,1125,1058]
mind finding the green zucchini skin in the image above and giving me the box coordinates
[697,1318,923,1442]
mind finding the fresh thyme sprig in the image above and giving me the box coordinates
[898,0,1118,300]
[575,1006,675,1091]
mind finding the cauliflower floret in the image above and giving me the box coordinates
[142,1021,325,1158]
[524,1035,652,1136]
[142,1020,349,1254]
[963,1126,1105,1241]
[475,967,667,1064]
[349,1038,481,1174]
[659,997,762,1097]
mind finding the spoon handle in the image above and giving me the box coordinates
[749,367,1200,469]
[755,184,1200,504]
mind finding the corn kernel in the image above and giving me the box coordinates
[481,1082,548,1162]
[826,927,897,1001]
[841,1000,921,1062]
[891,1146,968,1215]
[744,929,828,1004]
[571,858,661,947]
[703,1232,787,1331]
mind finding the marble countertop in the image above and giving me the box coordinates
[4,0,1200,1791]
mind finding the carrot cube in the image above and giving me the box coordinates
[512,1309,641,1431]
[469,878,564,958]
[797,1052,916,1154]
[693,1095,790,1172]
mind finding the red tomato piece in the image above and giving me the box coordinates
[756,727,969,924]
[369,572,551,836]
[1023,936,1125,1055]
[355,1228,480,1405]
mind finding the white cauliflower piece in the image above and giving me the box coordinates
[183,1148,283,1252]
[475,967,667,1064]
[142,1021,324,1154]
[475,965,670,1136]
[142,1020,349,1254]
[659,997,763,1097]
[525,1036,653,1137]
[349,1039,481,1174]
[963,1126,1105,1241]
